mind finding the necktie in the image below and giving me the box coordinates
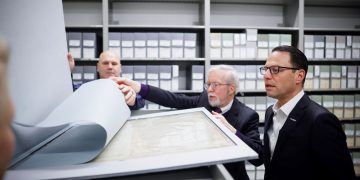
[213,107,222,113]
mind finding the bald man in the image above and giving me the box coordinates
[69,51,145,110]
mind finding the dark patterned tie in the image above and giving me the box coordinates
[213,107,222,114]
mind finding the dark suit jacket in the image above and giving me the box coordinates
[143,85,263,180]
[263,94,355,180]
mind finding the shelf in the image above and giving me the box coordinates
[308,59,360,65]
[211,0,290,4]
[110,0,203,2]
[304,89,360,95]
[121,58,205,61]
[63,0,101,2]
[74,60,98,66]
[211,26,299,32]
[109,0,204,27]
[211,59,265,65]
[75,58,360,66]
[65,25,103,29]
[210,0,299,28]
[75,58,206,66]
[211,58,358,65]
[304,28,360,34]
[75,58,205,61]
[74,58,99,62]
[304,5,360,29]
[63,0,102,26]
[109,25,205,31]
[121,59,206,66]
[304,0,360,8]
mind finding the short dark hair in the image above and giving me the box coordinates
[272,45,308,85]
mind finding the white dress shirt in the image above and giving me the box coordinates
[220,99,234,114]
[268,90,304,159]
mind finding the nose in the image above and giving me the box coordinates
[206,85,214,92]
[263,69,272,79]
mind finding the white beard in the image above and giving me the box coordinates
[208,90,233,107]
[208,93,221,107]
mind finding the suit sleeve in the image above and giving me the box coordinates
[311,112,355,179]
[235,111,263,166]
[128,94,145,110]
[142,85,201,109]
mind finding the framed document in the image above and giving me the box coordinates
[95,107,255,162]
[6,108,257,179]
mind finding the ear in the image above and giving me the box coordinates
[229,84,236,95]
[296,69,306,85]
[96,63,100,72]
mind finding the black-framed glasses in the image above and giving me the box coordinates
[259,66,300,75]
[204,82,230,90]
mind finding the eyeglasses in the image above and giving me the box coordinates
[259,66,299,75]
[204,82,230,90]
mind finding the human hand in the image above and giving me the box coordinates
[212,111,236,133]
[67,52,75,72]
[111,77,141,93]
[119,84,136,106]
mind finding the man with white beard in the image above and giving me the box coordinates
[114,64,263,180]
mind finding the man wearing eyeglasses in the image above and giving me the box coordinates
[114,65,263,180]
[261,45,355,180]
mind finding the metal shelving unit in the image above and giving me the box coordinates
[63,1,360,178]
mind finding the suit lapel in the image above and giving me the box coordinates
[264,107,274,133]
[222,99,239,127]
[263,106,274,166]
[270,95,310,161]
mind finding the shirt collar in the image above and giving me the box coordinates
[220,99,234,114]
[273,90,304,116]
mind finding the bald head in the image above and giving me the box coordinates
[97,50,121,78]
[99,50,119,62]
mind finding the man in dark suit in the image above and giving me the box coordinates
[115,65,263,180]
[67,51,145,110]
[260,45,355,180]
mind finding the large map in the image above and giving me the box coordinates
[95,111,234,162]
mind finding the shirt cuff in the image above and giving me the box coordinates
[138,84,150,97]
